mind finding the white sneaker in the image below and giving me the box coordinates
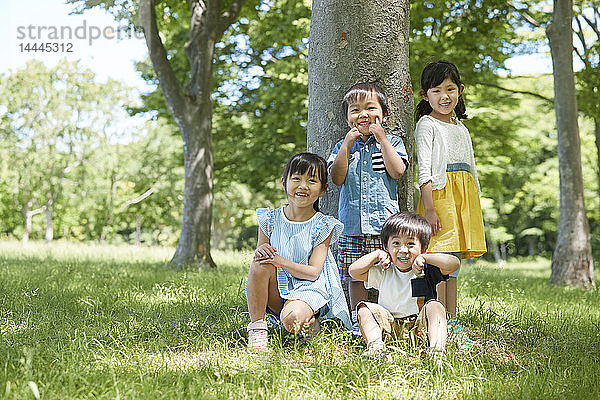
[247,320,268,351]
[363,339,385,358]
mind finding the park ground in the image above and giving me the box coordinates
[1,241,599,399]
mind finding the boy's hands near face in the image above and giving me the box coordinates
[369,117,386,143]
[412,254,426,277]
[343,124,362,149]
[376,249,392,271]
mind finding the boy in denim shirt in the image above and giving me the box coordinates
[328,82,409,322]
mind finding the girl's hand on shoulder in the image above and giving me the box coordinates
[424,208,441,235]
[254,243,277,262]
[377,250,392,271]
[412,254,426,277]
[369,117,386,142]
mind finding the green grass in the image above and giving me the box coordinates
[1,241,599,399]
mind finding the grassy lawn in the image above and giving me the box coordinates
[1,241,599,399]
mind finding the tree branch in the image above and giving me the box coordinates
[581,11,600,39]
[139,0,188,126]
[218,0,247,35]
[574,14,588,56]
[118,187,156,212]
[475,80,554,104]
[507,0,542,27]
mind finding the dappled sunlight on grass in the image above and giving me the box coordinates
[1,245,599,399]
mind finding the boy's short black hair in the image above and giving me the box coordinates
[380,212,431,250]
[342,82,389,119]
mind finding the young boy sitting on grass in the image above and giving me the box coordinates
[349,212,460,357]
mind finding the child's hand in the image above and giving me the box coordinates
[369,117,386,142]
[412,254,426,277]
[376,250,392,271]
[254,243,277,262]
[424,208,441,235]
[259,252,283,267]
[343,126,362,149]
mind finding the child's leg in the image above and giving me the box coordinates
[357,304,382,344]
[280,300,318,334]
[436,280,447,313]
[350,281,369,311]
[423,301,448,351]
[246,261,283,322]
[446,277,457,318]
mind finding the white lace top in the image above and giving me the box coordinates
[415,115,480,192]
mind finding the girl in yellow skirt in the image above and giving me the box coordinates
[414,60,486,342]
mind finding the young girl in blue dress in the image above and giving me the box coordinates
[246,152,352,350]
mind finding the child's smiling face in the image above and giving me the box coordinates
[420,77,464,123]
[385,232,423,272]
[346,92,386,137]
[283,170,324,210]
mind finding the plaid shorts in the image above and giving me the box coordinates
[338,234,384,281]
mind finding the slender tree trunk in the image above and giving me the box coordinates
[44,197,53,242]
[23,201,32,243]
[547,0,594,287]
[527,236,536,258]
[307,0,414,217]
[22,200,44,243]
[135,214,141,246]
[595,119,600,211]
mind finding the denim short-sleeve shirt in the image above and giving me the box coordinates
[327,134,408,236]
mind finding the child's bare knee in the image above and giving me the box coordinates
[249,261,275,277]
[425,301,446,319]
[281,309,305,332]
[357,304,372,322]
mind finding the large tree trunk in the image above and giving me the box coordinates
[139,0,244,268]
[171,101,215,267]
[547,0,594,287]
[307,0,414,218]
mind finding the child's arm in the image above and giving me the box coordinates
[258,231,334,281]
[370,117,406,179]
[254,229,276,262]
[349,250,391,282]
[419,181,441,235]
[412,252,460,277]
[330,127,362,186]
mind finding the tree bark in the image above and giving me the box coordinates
[139,0,245,268]
[595,119,600,212]
[547,0,594,287]
[23,201,32,243]
[307,0,414,218]
[44,197,53,242]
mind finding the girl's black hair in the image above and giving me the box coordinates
[380,212,432,250]
[342,82,389,119]
[415,60,468,122]
[282,152,327,212]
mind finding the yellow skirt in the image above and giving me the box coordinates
[417,170,486,259]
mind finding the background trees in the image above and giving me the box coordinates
[2,1,598,283]
[0,60,183,245]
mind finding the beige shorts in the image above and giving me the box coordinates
[357,301,439,345]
